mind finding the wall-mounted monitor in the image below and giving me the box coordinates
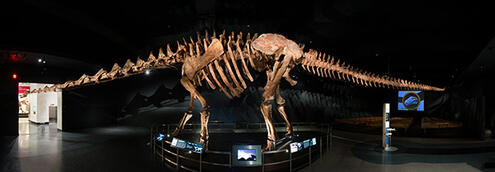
[232,145,262,166]
[398,91,424,111]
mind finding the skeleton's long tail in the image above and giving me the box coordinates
[301,49,445,91]
[30,40,187,93]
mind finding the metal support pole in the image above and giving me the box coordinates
[176,148,179,170]
[309,146,312,168]
[262,152,265,172]
[161,141,164,163]
[289,149,292,172]
[200,153,202,172]
[326,125,329,153]
[150,126,153,156]
[153,128,156,156]
[319,136,322,159]
[330,125,333,152]
[229,152,232,168]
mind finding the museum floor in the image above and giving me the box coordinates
[3,120,495,172]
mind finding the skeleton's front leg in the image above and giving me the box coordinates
[179,76,211,150]
[261,56,292,151]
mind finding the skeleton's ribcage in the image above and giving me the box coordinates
[193,53,258,99]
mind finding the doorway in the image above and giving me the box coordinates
[18,82,62,135]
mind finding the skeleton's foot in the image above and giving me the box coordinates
[200,135,209,151]
[262,139,276,151]
[285,129,293,137]
[172,112,193,137]
[285,132,294,139]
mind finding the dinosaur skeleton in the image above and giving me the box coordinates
[30,30,444,151]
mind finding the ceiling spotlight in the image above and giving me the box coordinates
[38,58,42,63]
[145,70,150,75]
[188,151,192,154]
[43,61,46,64]
[285,149,289,153]
[167,134,170,138]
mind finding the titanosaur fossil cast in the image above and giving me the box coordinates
[31,30,444,151]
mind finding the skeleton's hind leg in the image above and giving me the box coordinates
[275,85,293,136]
[172,94,194,137]
[260,98,276,151]
[179,77,211,149]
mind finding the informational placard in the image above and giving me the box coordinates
[171,138,204,153]
[290,137,317,153]
[232,145,262,167]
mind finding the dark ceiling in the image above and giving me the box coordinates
[1,0,495,87]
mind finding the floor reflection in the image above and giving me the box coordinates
[1,119,165,172]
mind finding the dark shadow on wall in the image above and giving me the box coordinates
[61,68,185,131]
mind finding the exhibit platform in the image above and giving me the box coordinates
[150,122,332,172]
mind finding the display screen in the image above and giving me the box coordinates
[398,91,424,111]
[156,134,164,141]
[232,145,262,166]
[237,149,257,161]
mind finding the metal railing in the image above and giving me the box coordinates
[150,122,333,172]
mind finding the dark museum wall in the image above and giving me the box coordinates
[0,64,19,136]
[2,0,495,138]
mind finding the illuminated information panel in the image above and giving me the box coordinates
[290,138,316,153]
[171,138,204,154]
[156,134,165,141]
